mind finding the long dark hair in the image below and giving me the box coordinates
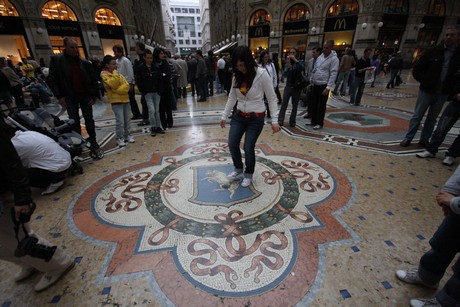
[231,46,257,89]
[153,47,165,62]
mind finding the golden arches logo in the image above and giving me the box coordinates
[334,19,346,30]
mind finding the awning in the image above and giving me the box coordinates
[213,41,238,54]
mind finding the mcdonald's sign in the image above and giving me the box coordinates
[248,25,270,38]
[324,16,357,32]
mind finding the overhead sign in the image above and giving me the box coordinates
[97,24,124,38]
[45,19,81,36]
[248,24,270,38]
[283,20,309,35]
[324,15,358,32]
[0,16,25,35]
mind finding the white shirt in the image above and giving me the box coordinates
[116,56,135,84]
[11,130,72,172]
[221,67,279,123]
[217,58,226,70]
[310,50,340,90]
[259,62,277,88]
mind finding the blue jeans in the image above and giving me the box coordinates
[228,114,265,177]
[418,214,460,306]
[279,85,301,125]
[111,103,131,139]
[426,101,460,157]
[350,76,365,105]
[145,92,161,129]
[333,70,350,95]
[404,89,447,143]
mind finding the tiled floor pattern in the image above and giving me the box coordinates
[0,74,457,306]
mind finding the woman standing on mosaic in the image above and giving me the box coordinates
[101,55,134,147]
[220,45,281,188]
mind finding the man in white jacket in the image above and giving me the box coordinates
[308,40,339,130]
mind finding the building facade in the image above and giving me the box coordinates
[170,0,201,56]
[0,0,165,65]
[209,0,460,62]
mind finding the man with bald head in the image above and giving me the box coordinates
[48,37,101,150]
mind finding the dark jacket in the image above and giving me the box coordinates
[286,60,304,88]
[187,58,197,81]
[0,119,32,206]
[47,52,99,99]
[205,56,215,77]
[413,44,460,95]
[135,61,162,94]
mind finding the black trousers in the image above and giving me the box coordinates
[128,89,141,117]
[27,168,67,188]
[309,84,328,126]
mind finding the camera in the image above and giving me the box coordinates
[14,236,57,262]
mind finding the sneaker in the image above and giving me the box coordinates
[409,298,441,307]
[442,155,455,166]
[241,178,252,187]
[227,171,243,181]
[313,125,322,130]
[116,138,126,147]
[156,127,165,134]
[41,181,64,195]
[14,267,37,282]
[35,260,75,292]
[150,127,156,137]
[416,150,435,158]
[395,268,438,289]
[125,135,135,143]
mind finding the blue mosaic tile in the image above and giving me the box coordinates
[409,172,415,176]
[411,187,417,191]
[102,286,111,295]
[389,175,395,178]
[103,170,108,173]
[413,207,421,212]
[2,302,12,307]
[387,190,394,194]
[370,164,376,167]
[351,246,360,252]
[52,233,61,238]
[35,215,44,220]
[368,176,373,179]
[416,234,425,240]
[358,215,366,220]
[50,295,61,303]
[384,240,395,247]
[340,289,351,299]
[53,197,60,201]
[363,193,370,197]
[386,211,394,216]
[381,281,393,289]
[432,184,440,188]
[75,257,83,263]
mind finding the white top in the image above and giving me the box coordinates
[217,58,226,70]
[11,130,72,172]
[310,50,340,90]
[259,62,277,88]
[221,67,279,123]
[116,56,135,84]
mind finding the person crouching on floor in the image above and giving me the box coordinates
[10,130,71,195]
[101,55,135,147]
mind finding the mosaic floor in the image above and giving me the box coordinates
[1,73,458,306]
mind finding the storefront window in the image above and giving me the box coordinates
[0,0,19,16]
[49,35,84,56]
[383,0,408,14]
[95,8,121,26]
[327,0,358,17]
[250,10,271,26]
[424,0,445,16]
[284,4,310,22]
[42,1,78,21]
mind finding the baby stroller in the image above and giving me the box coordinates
[5,108,103,174]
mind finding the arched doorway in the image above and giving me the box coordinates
[248,9,271,57]
[0,0,30,64]
[323,0,359,56]
[376,0,409,56]
[42,0,86,57]
[282,4,310,61]
[95,8,125,56]
[412,0,445,61]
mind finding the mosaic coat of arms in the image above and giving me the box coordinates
[72,141,354,305]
